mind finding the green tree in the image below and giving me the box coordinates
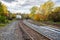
[0,2,10,23]
[0,2,4,15]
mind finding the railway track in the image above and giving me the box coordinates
[18,20,50,40]
[23,20,60,40]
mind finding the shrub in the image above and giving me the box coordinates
[0,15,6,23]
[48,12,60,22]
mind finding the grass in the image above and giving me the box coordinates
[0,19,16,29]
[0,23,6,26]
[46,21,60,24]
[55,22,60,24]
[0,23,7,29]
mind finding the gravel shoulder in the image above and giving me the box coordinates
[0,20,23,40]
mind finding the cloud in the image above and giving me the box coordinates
[1,0,60,13]
[2,0,15,3]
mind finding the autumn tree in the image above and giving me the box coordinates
[40,0,54,19]
[0,2,9,16]
[0,2,10,23]
[29,0,60,22]
[2,4,9,16]
[30,6,38,14]
[48,7,60,22]
[33,13,40,21]
[29,6,38,19]
[41,0,54,15]
[0,2,4,15]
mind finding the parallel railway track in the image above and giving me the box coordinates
[18,20,50,40]
[23,20,60,40]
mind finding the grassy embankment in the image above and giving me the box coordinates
[0,20,15,28]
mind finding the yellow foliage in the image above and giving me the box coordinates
[53,7,60,12]
[33,14,40,21]
[1,3,8,16]
[41,0,54,16]
[33,13,47,21]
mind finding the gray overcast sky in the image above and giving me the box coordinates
[1,0,60,13]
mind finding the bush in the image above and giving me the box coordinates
[48,12,60,22]
[0,15,6,23]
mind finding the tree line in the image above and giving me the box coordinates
[0,2,16,23]
[28,0,60,22]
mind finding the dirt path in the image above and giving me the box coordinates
[0,21,24,40]
[0,20,50,40]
